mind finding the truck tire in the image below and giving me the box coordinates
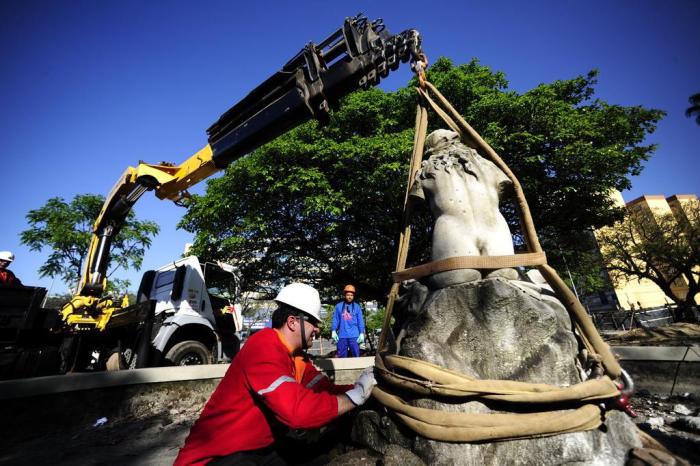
[164,340,213,366]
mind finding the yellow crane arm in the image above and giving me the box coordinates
[60,13,423,331]
[62,145,218,330]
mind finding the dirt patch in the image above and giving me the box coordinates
[0,413,194,466]
[605,323,700,346]
[0,380,216,466]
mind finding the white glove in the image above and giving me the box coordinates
[356,333,365,344]
[345,367,376,406]
[331,331,339,344]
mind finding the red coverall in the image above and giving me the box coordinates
[174,328,352,466]
[0,269,21,285]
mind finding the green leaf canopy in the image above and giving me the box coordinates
[180,58,664,302]
[21,193,159,289]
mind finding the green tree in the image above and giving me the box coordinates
[596,201,700,322]
[686,92,700,125]
[43,293,74,309]
[20,194,159,289]
[180,58,663,302]
[364,306,387,336]
[319,305,334,340]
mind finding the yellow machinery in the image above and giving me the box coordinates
[59,14,424,334]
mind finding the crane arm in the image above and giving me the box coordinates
[61,13,423,331]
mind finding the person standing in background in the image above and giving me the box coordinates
[331,284,365,358]
[0,251,22,286]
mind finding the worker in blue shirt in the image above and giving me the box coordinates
[331,284,365,358]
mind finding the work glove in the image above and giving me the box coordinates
[331,331,339,344]
[345,367,377,406]
[356,333,365,344]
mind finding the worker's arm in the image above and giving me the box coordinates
[9,271,21,286]
[356,303,366,335]
[336,394,355,415]
[301,362,376,415]
[300,361,354,395]
[244,349,342,430]
[330,304,340,332]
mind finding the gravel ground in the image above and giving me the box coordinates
[2,389,698,465]
[0,397,199,465]
[629,390,700,464]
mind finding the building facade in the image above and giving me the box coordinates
[594,191,699,311]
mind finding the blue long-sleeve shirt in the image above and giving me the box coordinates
[331,301,365,339]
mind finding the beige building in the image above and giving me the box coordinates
[595,191,699,311]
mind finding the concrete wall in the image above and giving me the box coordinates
[0,356,374,451]
[1,353,696,446]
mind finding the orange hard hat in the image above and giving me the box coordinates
[343,284,356,294]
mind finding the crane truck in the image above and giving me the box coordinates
[0,13,424,379]
[1,254,244,377]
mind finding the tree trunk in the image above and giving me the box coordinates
[679,301,698,323]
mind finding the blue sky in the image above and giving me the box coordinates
[2,1,699,294]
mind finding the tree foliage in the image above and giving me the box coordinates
[596,200,700,321]
[180,58,664,302]
[20,194,159,289]
[686,92,700,125]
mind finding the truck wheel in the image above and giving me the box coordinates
[164,340,213,366]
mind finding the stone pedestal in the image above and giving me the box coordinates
[355,278,641,465]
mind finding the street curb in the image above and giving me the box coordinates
[0,356,375,400]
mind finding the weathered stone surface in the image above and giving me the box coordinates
[382,444,426,466]
[327,448,380,466]
[401,278,580,385]
[357,277,642,465]
[351,410,413,455]
[413,411,639,466]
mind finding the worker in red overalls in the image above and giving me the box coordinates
[0,251,22,286]
[174,282,376,466]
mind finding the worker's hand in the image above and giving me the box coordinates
[345,367,376,406]
[356,333,365,344]
[332,331,339,344]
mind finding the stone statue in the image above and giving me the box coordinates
[409,129,518,287]
[345,131,643,466]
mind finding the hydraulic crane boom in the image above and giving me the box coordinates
[62,13,423,331]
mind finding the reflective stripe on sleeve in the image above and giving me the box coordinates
[306,374,325,389]
[257,376,296,395]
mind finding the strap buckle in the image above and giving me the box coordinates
[611,369,637,417]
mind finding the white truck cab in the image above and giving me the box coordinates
[137,256,242,366]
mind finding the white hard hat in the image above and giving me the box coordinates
[0,251,14,262]
[274,283,321,322]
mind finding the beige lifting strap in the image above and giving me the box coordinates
[373,388,604,443]
[377,78,622,381]
[377,355,619,403]
[372,355,616,442]
[392,251,547,282]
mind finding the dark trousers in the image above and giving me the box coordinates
[208,446,286,466]
[336,337,360,358]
